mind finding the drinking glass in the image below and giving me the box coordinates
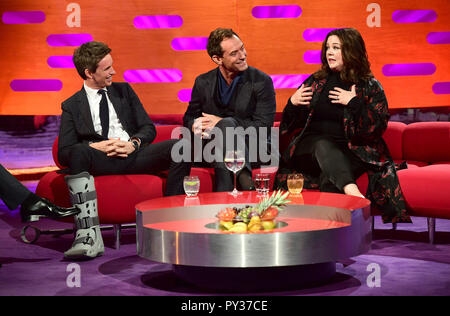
[287,173,304,195]
[254,173,270,195]
[183,176,200,197]
[224,150,245,196]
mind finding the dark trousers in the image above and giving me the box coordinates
[0,163,31,210]
[64,139,190,196]
[176,117,252,192]
[292,135,369,193]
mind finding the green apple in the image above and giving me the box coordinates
[220,221,234,230]
[229,222,248,232]
[261,220,276,230]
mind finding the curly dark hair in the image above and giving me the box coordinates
[314,28,373,84]
[206,28,240,58]
[73,41,111,80]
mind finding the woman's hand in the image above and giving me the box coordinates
[290,84,313,106]
[329,84,356,106]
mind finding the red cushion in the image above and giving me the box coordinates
[190,167,215,193]
[431,162,450,165]
[94,174,163,223]
[149,114,183,125]
[153,125,182,143]
[36,171,164,224]
[398,165,450,219]
[356,173,369,196]
[383,121,406,161]
[36,171,71,208]
[52,136,65,168]
[403,122,450,163]
[405,161,429,168]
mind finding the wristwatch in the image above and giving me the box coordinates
[131,139,139,151]
[129,137,141,151]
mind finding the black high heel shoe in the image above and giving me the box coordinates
[20,197,80,222]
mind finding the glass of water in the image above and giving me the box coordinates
[224,150,245,196]
[183,176,200,197]
[255,173,270,195]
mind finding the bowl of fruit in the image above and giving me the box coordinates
[216,190,291,233]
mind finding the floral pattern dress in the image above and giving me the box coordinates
[274,74,412,223]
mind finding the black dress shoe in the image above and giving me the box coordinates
[20,196,80,223]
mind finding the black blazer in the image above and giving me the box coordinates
[58,82,156,166]
[183,66,276,132]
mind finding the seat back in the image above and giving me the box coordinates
[153,124,183,143]
[403,122,450,164]
[52,136,65,169]
[382,121,406,161]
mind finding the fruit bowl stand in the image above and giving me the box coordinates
[136,191,371,291]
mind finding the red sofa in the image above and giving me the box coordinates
[34,123,276,247]
[35,119,450,246]
[392,122,450,243]
[340,121,450,243]
[157,120,450,243]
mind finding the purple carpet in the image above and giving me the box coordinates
[1,191,449,296]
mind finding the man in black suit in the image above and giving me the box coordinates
[58,41,188,260]
[182,28,276,191]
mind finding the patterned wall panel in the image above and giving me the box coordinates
[0,0,448,115]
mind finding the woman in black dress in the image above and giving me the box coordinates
[275,28,411,223]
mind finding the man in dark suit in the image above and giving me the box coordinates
[182,28,276,191]
[58,41,188,260]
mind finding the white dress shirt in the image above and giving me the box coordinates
[83,82,130,141]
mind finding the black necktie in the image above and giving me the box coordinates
[98,89,109,137]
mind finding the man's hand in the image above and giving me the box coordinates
[106,140,135,157]
[89,139,117,153]
[89,139,135,157]
[192,113,222,139]
[201,113,222,130]
[192,117,207,136]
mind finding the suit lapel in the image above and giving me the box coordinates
[233,69,251,113]
[107,85,128,130]
[107,85,122,116]
[78,87,96,134]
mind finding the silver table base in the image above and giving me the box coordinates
[137,201,371,291]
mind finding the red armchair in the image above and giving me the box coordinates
[34,128,176,249]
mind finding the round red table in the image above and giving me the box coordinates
[136,191,371,291]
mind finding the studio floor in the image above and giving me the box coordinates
[1,199,449,296]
